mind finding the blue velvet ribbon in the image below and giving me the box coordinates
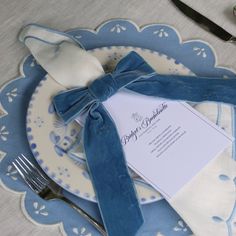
[53,51,236,236]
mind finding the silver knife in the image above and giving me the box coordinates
[171,0,236,43]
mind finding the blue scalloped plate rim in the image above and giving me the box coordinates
[0,19,236,236]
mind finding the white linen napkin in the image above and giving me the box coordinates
[19,24,104,88]
[19,24,236,236]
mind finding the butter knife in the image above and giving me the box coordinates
[171,0,236,43]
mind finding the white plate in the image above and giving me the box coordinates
[26,46,193,204]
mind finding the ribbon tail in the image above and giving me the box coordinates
[127,74,236,105]
[83,105,144,236]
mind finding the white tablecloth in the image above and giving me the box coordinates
[1,0,236,235]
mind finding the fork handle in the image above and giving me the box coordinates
[60,196,107,236]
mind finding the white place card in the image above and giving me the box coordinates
[101,91,233,200]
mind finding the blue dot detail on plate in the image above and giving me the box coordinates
[33,151,39,157]
[51,173,56,178]
[75,189,80,194]
[26,127,31,132]
[27,135,33,141]
[30,143,36,149]
[141,198,146,202]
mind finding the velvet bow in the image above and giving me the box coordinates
[53,51,236,236]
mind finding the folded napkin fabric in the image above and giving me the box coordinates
[19,24,104,88]
[19,24,236,236]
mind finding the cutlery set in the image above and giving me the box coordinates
[13,154,107,236]
[171,0,236,43]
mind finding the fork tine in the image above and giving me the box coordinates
[21,154,50,184]
[16,157,48,192]
[19,155,48,186]
[13,161,41,193]
[16,156,46,191]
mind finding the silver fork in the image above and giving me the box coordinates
[12,154,107,236]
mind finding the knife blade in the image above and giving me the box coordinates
[171,0,235,42]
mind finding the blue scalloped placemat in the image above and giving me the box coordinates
[1,19,236,236]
